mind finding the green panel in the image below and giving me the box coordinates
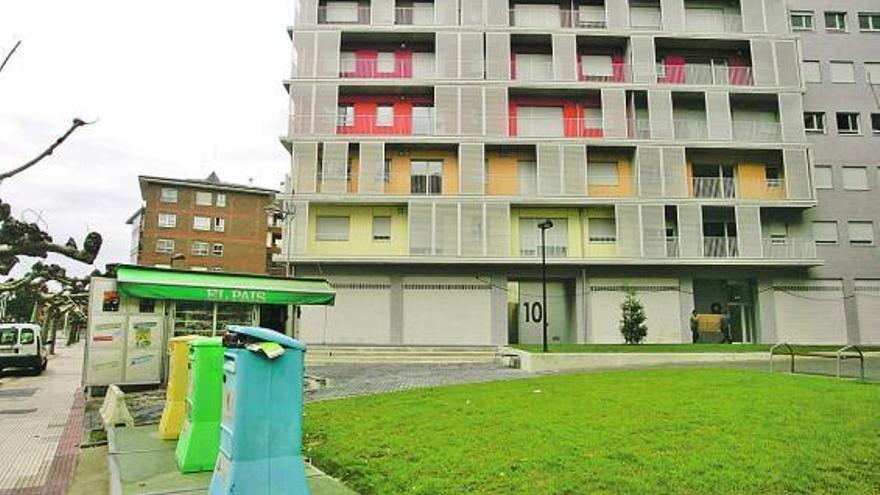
[115,265,335,306]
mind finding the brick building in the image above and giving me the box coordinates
[128,173,283,275]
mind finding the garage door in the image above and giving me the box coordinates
[773,279,847,344]
[855,280,880,345]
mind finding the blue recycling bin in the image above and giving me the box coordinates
[209,326,309,495]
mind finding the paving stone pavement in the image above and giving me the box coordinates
[0,343,85,495]
[304,362,541,402]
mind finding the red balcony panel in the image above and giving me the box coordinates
[336,95,431,135]
[658,55,686,84]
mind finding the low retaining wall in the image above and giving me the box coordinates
[506,349,769,373]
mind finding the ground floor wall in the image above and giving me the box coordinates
[293,264,877,346]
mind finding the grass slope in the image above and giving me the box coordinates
[304,368,880,495]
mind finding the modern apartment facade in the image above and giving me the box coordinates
[282,0,850,346]
[129,173,283,275]
[787,2,880,345]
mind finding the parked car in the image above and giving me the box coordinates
[0,324,49,375]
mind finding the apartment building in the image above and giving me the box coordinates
[787,2,880,345]
[282,0,839,346]
[128,173,283,275]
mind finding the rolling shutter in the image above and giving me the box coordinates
[735,206,763,258]
[537,144,563,196]
[358,142,385,194]
[637,147,663,197]
[641,205,666,258]
[677,203,703,257]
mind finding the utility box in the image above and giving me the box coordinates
[158,335,200,440]
[175,336,224,473]
[209,326,309,495]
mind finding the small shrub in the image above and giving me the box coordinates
[620,290,648,344]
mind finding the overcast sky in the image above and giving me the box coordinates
[1,0,292,276]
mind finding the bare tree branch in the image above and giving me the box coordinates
[0,118,95,184]
[0,40,21,76]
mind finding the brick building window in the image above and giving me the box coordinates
[155,239,174,253]
[193,216,211,231]
[212,243,224,256]
[192,241,210,256]
[215,193,227,207]
[160,188,178,203]
[158,213,177,228]
[214,217,226,232]
[195,191,212,206]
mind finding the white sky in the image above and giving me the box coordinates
[0,0,293,277]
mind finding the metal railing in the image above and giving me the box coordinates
[666,237,680,257]
[703,236,739,257]
[317,5,370,24]
[579,63,631,82]
[762,238,817,259]
[394,6,437,25]
[339,58,432,79]
[732,120,782,142]
[630,9,663,30]
[513,116,607,138]
[684,11,743,33]
[692,177,737,198]
[627,118,652,139]
[674,119,709,140]
[770,343,865,380]
[519,246,568,258]
[332,114,436,136]
[657,64,753,86]
[512,57,555,81]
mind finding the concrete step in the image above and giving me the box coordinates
[304,345,501,364]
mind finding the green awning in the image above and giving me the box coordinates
[115,265,335,306]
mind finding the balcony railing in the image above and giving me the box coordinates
[657,64,753,86]
[693,177,737,198]
[520,245,568,258]
[627,118,652,139]
[394,6,436,25]
[703,236,739,258]
[317,6,370,24]
[340,58,436,79]
[512,57,555,81]
[666,237,680,258]
[513,116,607,138]
[630,9,663,30]
[579,63,631,82]
[684,11,743,33]
[673,119,709,140]
[762,238,817,259]
[332,114,436,136]
[731,120,782,142]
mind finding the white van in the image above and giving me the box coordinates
[0,324,49,375]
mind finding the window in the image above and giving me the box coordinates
[214,217,226,232]
[193,216,211,231]
[138,299,156,313]
[842,166,869,190]
[192,241,210,256]
[802,61,821,83]
[804,112,826,133]
[158,213,177,228]
[215,194,226,207]
[372,216,391,241]
[0,328,17,345]
[790,11,814,30]
[211,267,223,272]
[814,166,833,189]
[383,159,392,183]
[848,221,875,245]
[376,105,394,127]
[588,217,616,242]
[155,239,174,253]
[518,218,568,257]
[340,51,356,73]
[190,267,209,272]
[195,191,212,206]
[212,243,224,256]
[588,162,619,185]
[411,160,443,194]
[872,114,880,134]
[337,104,354,127]
[767,222,788,245]
[830,61,855,83]
[825,12,847,31]
[316,216,350,241]
[812,221,838,244]
[160,187,178,203]
[377,52,395,73]
[866,62,880,84]
[836,112,860,135]
[858,12,880,31]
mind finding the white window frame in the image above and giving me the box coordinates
[812,221,839,245]
[215,193,227,207]
[191,241,211,256]
[842,166,869,190]
[802,61,821,83]
[804,112,826,133]
[158,213,177,228]
[814,165,834,189]
[588,217,617,243]
[824,11,847,32]
[195,191,212,206]
[214,217,226,232]
[858,12,880,32]
[847,221,875,246]
[155,239,175,254]
[193,216,211,231]
[372,216,392,241]
[212,243,224,256]
[337,105,355,127]
[376,105,394,127]
[790,10,814,31]
[836,112,861,135]
[871,113,880,134]
[315,216,350,241]
[160,187,178,203]
[829,61,855,83]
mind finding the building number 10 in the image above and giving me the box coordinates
[522,302,543,323]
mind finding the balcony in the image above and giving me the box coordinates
[762,238,816,260]
[703,236,738,257]
[693,177,736,198]
[394,5,436,25]
[657,64,753,86]
[673,119,709,140]
[339,56,436,79]
[627,118,651,139]
[684,10,743,33]
[512,115,606,138]
[731,120,782,142]
[512,55,554,82]
[665,236,680,257]
[334,113,435,136]
[317,4,370,24]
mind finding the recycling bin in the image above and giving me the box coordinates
[209,326,309,495]
[175,336,224,473]
[158,335,200,440]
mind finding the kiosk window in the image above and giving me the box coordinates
[215,304,254,335]
[138,299,156,313]
[174,301,214,337]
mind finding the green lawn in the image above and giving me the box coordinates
[510,343,876,354]
[304,368,880,495]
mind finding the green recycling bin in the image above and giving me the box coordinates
[175,336,224,473]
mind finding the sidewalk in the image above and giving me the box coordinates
[0,343,85,495]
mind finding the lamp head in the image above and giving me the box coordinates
[538,219,554,230]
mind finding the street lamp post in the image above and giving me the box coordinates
[537,219,554,353]
[170,253,185,268]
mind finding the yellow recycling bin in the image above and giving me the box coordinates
[158,335,201,440]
